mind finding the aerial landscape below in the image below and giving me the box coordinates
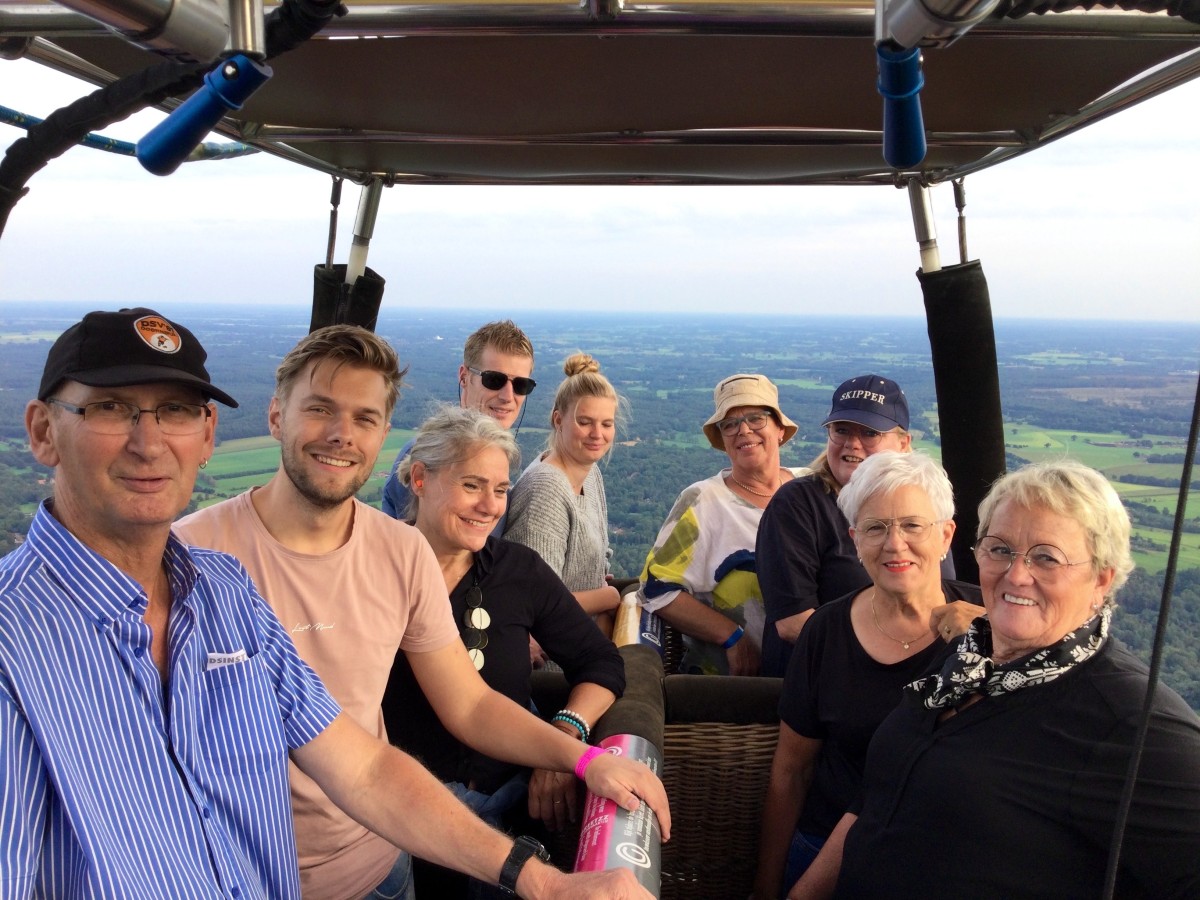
[2,302,1199,706]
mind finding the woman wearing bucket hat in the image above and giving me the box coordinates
[757,374,967,678]
[634,374,806,675]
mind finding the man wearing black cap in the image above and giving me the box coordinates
[0,308,654,900]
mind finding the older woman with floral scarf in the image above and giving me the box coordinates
[791,459,1200,900]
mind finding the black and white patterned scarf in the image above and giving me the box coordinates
[906,607,1111,710]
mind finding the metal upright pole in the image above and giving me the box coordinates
[907,178,941,273]
[346,178,384,286]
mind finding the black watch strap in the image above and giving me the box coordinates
[498,835,551,896]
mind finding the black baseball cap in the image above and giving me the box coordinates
[38,308,238,408]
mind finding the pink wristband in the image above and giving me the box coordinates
[574,745,607,780]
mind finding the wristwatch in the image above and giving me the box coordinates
[498,835,551,895]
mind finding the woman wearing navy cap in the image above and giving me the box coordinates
[756,374,922,678]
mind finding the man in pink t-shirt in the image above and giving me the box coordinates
[177,325,670,900]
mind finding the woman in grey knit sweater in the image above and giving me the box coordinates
[504,353,623,634]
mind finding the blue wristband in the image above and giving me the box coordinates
[721,626,745,649]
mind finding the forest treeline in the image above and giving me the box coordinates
[1112,568,1200,708]
[4,309,1200,704]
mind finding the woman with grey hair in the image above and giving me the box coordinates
[381,406,624,858]
[754,451,983,899]
[792,459,1200,900]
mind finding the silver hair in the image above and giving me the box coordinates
[398,405,520,520]
[976,459,1134,601]
[837,450,956,525]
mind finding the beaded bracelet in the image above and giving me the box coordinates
[722,625,745,650]
[552,708,592,742]
[574,745,607,780]
[559,708,591,735]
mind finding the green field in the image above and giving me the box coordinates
[1000,426,1200,575]
[772,379,831,391]
[189,419,1200,576]
[197,428,417,507]
[1011,351,1132,367]
[0,330,61,344]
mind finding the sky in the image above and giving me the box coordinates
[1,54,1199,321]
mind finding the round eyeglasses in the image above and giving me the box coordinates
[48,398,211,436]
[717,410,772,436]
[467,367,536,396]
[825,423,892,449]
[973,536,1093,579]
[854,517,941,545]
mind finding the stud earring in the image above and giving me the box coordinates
[940,553,947,561]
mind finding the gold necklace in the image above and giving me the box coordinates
[729,470,780,498]
[869,590,926,651]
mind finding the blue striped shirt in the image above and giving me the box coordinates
[0,502,341,899]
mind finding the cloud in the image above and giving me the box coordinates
[3,59,1199,320]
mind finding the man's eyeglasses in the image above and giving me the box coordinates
[825,423,891,449]
[48,398,211,436]
[468,367,536,396]
[462,583,489,671]
[855,517,941,545]
[973,536,1093,579]
[717,410,773,436]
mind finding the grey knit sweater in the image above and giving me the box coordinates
[503,455,610,591]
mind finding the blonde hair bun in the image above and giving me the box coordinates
[563,352,601,378]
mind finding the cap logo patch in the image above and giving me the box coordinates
[133,315,182,354]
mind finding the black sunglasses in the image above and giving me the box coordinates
[468,366,536,396]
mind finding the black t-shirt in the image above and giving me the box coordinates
[779,580,982,836]
[382,537,624,793]
[758,475,869,678]
[836,640,1200,899]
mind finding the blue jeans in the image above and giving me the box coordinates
[446,771,530,826]
[783,830,827,896]
[444,773,531,900]
[363,849,415,900]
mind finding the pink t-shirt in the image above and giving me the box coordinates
[176,489,458,899]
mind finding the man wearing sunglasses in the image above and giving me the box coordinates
[176,325,668,900]
[7,309,661,900]
[381,320,535,523]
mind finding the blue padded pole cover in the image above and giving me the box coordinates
[877,43,927,169]
[137,54,272,176]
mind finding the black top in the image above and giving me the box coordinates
[780,580,982,836]
[836,640,1200,899]
[757,475,871,678]
[382,536,625,793]
[758,473,957,678]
